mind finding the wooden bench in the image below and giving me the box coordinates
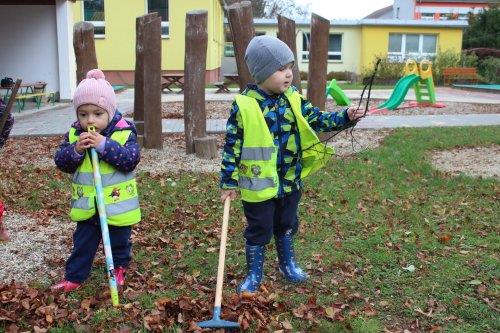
[443,67,479,85]
[15,91,55,111]
[214,81,230,93]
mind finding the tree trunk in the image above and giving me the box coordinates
[141,16,162,149]
[194,136,218,159]
[307,13,329,110]
[277,15,301,94]
[134,13,158,147]
[73,22,98,84]
[226,1,255,92]
[184,10,208,154]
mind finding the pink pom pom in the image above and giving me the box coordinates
[86,69,105,80]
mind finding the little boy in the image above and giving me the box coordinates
[220,36,364,294]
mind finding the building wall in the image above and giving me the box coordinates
[360,25,463,71]
[0,5,60,94]
[394,0,415,19]
[72,0,223,84]
[247,25,362,75]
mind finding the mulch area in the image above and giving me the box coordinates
[123,100,499,120]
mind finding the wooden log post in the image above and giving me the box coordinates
[194,136,218,159]
[142,15,163,149]
[184,10,208,154]
[134,13,158,147]
[73,22,98,84]
[226,1,255,92]
[277,15,302,94]
[307,13,329,110]
[0,79,21,136]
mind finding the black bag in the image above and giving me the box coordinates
[1,77,14,88]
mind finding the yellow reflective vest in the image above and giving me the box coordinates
[68,128,141,226]
[235,88,334,203]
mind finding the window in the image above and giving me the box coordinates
[84,0,105,37]
[388,33,437,61]
[302,32,342,61]
[147,0,169,36]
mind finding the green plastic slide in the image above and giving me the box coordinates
[377,74,421,110]
[326,79,351,106]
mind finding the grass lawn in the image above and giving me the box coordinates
[0,126,498,332]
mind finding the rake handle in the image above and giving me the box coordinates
[214,197,231,308]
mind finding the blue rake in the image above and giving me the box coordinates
[197,197,239,329]
[88,125,120,307]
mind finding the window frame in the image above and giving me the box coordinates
[82,0,105,38]
[387,33,437,62]
[301,32,343,62]
[145,0,170,38]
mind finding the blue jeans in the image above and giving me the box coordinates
[65,214,132,283]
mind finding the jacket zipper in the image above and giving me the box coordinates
[275,98,285,197]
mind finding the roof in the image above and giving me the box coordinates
[249,18,468,28]
[415,0,489,3]
[364,5,393,19]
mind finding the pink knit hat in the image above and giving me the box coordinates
[73,69,117,121]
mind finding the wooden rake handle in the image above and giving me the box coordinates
[214,197,231,308]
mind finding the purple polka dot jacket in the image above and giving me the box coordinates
[54,111,141,174]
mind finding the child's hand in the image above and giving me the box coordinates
[75,132,91,154]
[347,107,365,122]
[87,131,105,148]
[220,189,237,202]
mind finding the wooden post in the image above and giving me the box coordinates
[194,136,218,159]
[73,22,98,84]
[307,13,329,110]
[141,16,163,149]
[134,13,158,147]
[0,79,21,136]
[184,10,208,154]
[277,15,301,94]
[226,1,255,92]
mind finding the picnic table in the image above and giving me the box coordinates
[214,74,239,94]
[161,74,184,93]
[0,81,51,111]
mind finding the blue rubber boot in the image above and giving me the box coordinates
[237,244,265,294]
[275,233,308,282]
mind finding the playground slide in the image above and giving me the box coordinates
[326,79,351,106]
[377,74,421,110]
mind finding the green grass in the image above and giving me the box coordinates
[1,126,498,332]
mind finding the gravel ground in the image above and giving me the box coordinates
[430,145,500,179]
[0,214,73,283]
[123,100,499,119]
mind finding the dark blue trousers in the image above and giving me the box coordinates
[65,214,132,283]
[242,190,301,246]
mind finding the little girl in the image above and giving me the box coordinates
[52,69,141,292]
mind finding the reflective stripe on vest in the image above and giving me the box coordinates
[235,88,333,202]
[68,127,141,226]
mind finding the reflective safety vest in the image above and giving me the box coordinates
[235,88,334,203]
[68,128,141,226]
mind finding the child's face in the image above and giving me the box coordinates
[258,62,294,95]
[77,104,109,133]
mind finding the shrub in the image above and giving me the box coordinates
[326,71,352,81]
[361,55,404,85]
[477,56,500,83]
[299,71,308,81]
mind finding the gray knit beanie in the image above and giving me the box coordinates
[245,35,295,84]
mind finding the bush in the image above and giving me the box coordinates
[477,56,500,83]
[326,71,352,81]
[299,71,308,81]
[361,55,404,84]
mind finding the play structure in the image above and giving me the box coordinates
[326,79,351,106]
[370,59,445,114]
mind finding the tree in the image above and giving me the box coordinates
[463,6,500,49]
[223,0,309,19]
